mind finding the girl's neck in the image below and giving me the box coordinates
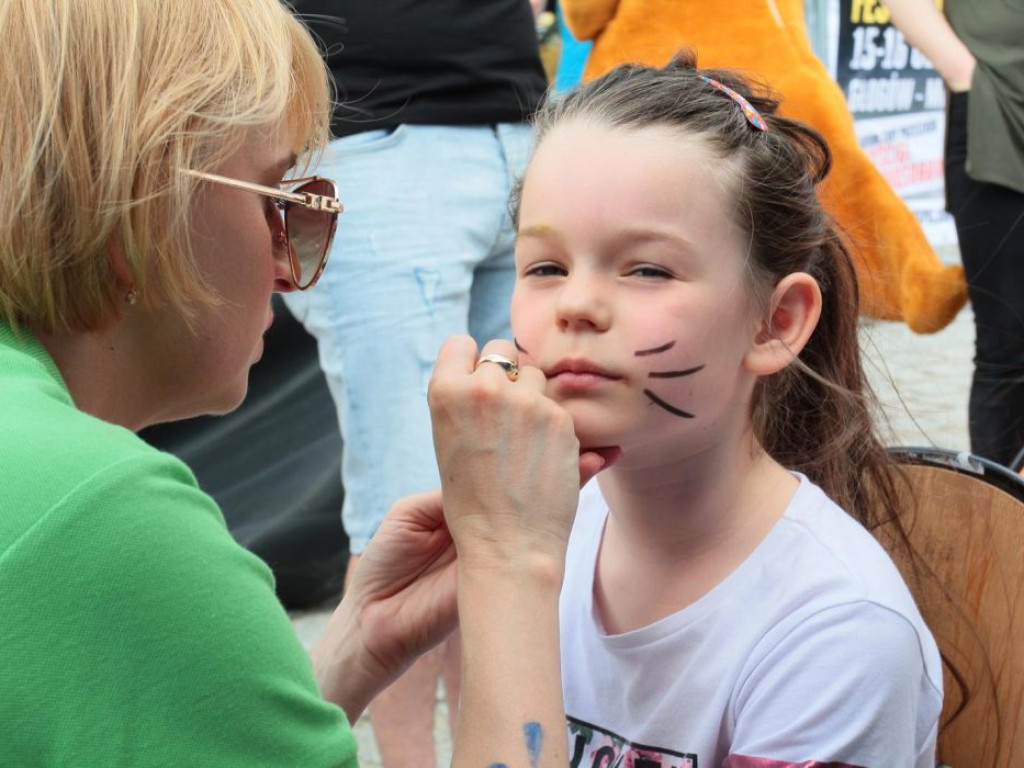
[597,433,794,557]
[592,432,798,634]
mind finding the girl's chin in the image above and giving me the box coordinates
[574,426,620,453]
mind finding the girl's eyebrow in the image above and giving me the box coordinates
[519,224,695,254]
[607,226,695,253]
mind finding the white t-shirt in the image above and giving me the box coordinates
[560,475,943,768]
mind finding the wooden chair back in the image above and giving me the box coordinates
[885,448,1024,768]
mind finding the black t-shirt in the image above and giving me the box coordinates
[292,1,548,137]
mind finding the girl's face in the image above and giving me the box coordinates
[512,122,763,458]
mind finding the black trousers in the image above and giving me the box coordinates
[945,92,1024,466]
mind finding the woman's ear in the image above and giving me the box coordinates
[744,272,822,376]
[99,233,144,326]
[105,233,134,293]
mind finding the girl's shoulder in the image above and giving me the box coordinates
[761,475,942,672]
[777,475,910,603]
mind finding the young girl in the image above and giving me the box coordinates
[510,52,943,767]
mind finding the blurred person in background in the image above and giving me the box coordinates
[885,0,1024,467]
[286,2,546,764]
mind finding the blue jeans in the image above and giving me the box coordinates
[283,123,533,552]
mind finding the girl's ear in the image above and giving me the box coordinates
[744,272,822,376]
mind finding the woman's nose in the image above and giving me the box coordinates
[272,232,299,294]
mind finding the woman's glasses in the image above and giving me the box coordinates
[183,169,343,290]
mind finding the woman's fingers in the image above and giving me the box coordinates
[579,446,622,487]
[429,335,583,567]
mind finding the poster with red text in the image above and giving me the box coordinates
[830,0,959,255]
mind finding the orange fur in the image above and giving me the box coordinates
[562,0,967,332]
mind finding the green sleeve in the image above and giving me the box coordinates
[0,452,359,767]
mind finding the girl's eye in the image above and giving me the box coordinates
[629,264,673,279]
[524,263,567,278]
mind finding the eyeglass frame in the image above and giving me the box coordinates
[182,168,343,290]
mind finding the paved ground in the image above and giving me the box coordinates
[863,305,974,453]
[289,286,977,767]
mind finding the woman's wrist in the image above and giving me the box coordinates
[457,546,565,592]
[310,597,386,724]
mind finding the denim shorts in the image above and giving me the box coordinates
[283,123,534,553]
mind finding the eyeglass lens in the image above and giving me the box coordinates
[286,178,338,289]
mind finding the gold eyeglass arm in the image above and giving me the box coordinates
[182,169,343,214]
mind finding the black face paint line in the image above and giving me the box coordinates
[648,364,705,379]
[635,340,676,357]
[634,341,703,417]
[643,389,696,419]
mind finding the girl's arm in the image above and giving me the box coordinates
[882,0,976,91]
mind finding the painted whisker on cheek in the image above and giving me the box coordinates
[648,364,705,379]
[635,340,675,356]
[644,389,696,419]
[635,342,702,417]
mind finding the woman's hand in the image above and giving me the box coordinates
[428,335,610,574]
[311,490,457,722]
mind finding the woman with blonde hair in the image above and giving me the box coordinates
[0,1,609,765]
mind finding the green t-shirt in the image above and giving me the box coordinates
[947,0,1024,195]
[0,322,358,766]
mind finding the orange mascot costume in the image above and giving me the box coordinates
[562,0,966,333]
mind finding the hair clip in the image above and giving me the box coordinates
[698,75,768,132]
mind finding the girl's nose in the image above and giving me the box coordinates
[555,273,611,332]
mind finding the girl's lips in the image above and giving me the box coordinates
[547,367,621,389]
[546,359,620,378]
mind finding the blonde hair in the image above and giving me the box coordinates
[0,0,331,332]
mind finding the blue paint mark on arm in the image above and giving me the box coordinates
[524,722,543,768]
[487,764,509,768]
